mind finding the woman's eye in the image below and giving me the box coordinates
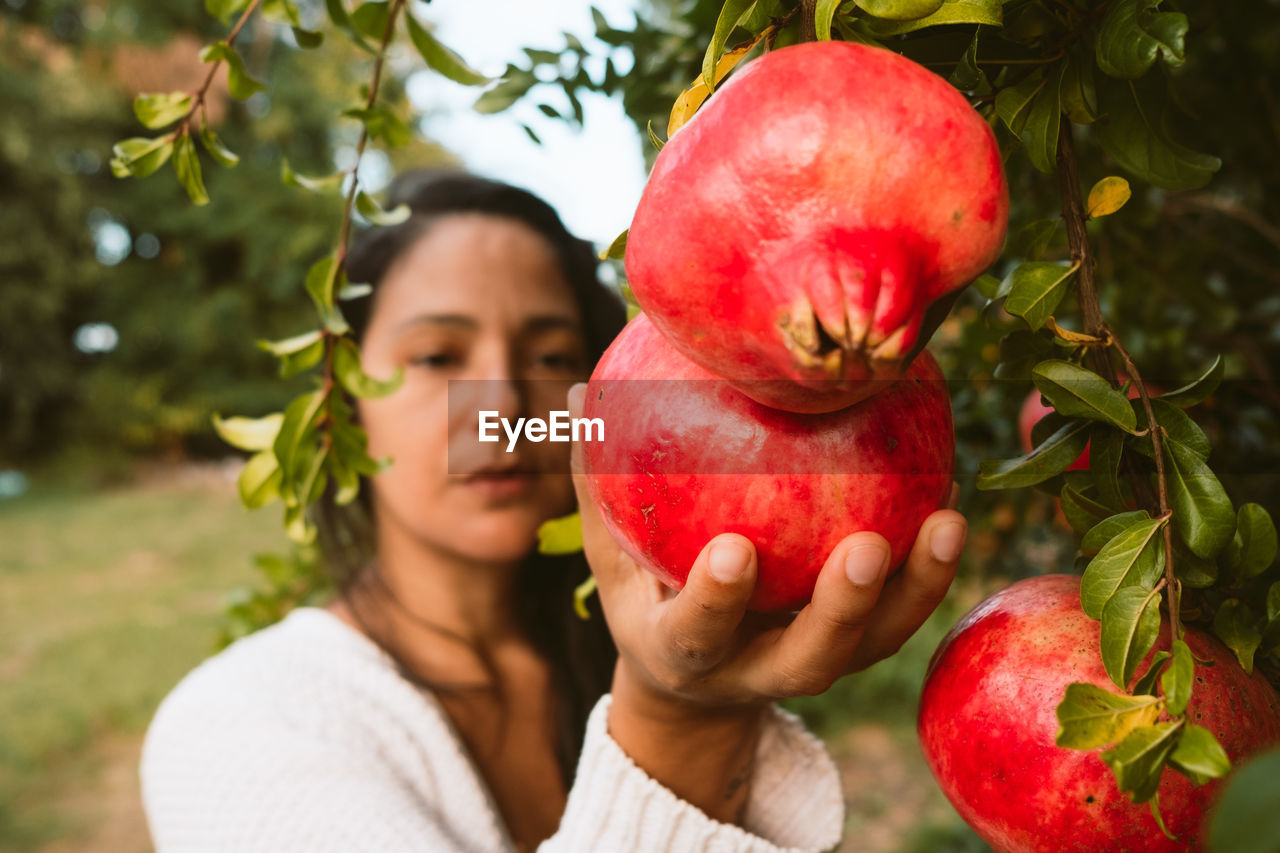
[410,352,462,369]
[534,352,583,371]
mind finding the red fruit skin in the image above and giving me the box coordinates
[581,314,954,612]
[626,40,1009,414]
[918,574,1280,853]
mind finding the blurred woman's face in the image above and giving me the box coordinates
[357,213,589,564]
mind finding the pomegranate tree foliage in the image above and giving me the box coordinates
[109,0,1279,839]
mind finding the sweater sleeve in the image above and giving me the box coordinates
[543,695,845,853]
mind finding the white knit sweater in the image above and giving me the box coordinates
[140,606,846,852]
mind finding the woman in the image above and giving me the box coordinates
[140,170,968,852]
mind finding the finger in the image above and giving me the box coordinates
[849,509,966,670]
[655,533,757,676]
[748,532,890,697]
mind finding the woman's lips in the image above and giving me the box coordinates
[460,469,538,500]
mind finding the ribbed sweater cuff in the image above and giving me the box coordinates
[547,695,844,853]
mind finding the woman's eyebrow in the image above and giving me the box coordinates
[394,314,477,331]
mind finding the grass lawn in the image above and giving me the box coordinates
[0,468,282,852]
[0,465,987,853]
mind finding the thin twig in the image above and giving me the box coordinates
[178,0,265,137]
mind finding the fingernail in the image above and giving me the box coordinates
[930,521,966,563]
[845,544,889,586]
[709,540,751,584]
[567,383,587,412]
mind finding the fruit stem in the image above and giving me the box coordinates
[800,0,818,42]
[1058,122,1183,648]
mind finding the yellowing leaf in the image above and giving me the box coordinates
[669,28,771,138]
[1087,176,1132,218]
[538,512,584,555]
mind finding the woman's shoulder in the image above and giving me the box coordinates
[142,606,434,757]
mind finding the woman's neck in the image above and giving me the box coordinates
[332,514,531,686]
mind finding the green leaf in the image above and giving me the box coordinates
[110,136,175,179]
[1100,585,1162,689]
[646,120,666,152]
[1208,748,1280,853]
[995,71,1046,137]
[1131,651,1171,696]
[342,106,412,148]
[273,390,327,494]
[1170,724,1231,785]
[972,273,1000,300]
[327,452,360,505]
[134,92,193,129]
[1020,61,1065,174]
[258,330,325,379]
[1033,360,1138,432]
[1102,721,1183,804]
[1161,639,1193,716]
[206,0,253,24]
[1173,537,1219,589]
[1087,177,1132,218]
[237,449,282,508]
[950,27,985,91]
[290,26,324,48]
[1224,504,1278,581]
[474,67,536,114]
[852,0,944,22]
[1094,77,1221,191]
[1002,262,1078,331]
[1164,439,1234,559]
[813,0,841,40]
[350,1,390,40]
[1081,515,1167,619]
[537,512,584,555]
[325,0,377,53]
[1095,0,1187,80]
[334,337,403,399]
[261,0,301,25]
[1055,682,1163,749]
[281,159,345,193]
[1083,510,1152,556]
[198,124,239,168]
[198,42,266,101]
[1158,355,1224,409]
[172,133,209,206]
[703,0,757,90]
[355,191,411,226]
[1060,45,1098,124]
[1009,219,1061,261]
[573,575,598,621]
[1268,581,1280,623]
[1214,599,1261,674]
[406,15,490,85]
[1261,615,1280,659]
[599,229,628,262]
[304,254,350,335]
[213,412,285,452]
[863,0,1001,35]
[1130,399,1210,461]
[977,419,1091,489]
[1090,425,1127,511]
[1061,483,1115,535]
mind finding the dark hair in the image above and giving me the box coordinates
[315,169,625,786]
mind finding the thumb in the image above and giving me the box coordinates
[567,382,615,576]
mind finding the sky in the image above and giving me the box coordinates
[401,0,648,249]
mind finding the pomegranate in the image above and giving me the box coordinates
[918,574,1280,852]
[625,40,1008,414]
[580,313,954,612]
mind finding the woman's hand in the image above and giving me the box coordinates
[566,382,966,823]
